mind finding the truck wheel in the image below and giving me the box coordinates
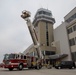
[18,64,23,70]
[58,66,61,69]
[36,64,40,70]
[72,66,75,69]
[9,68,13,71]
[39,65,42,69]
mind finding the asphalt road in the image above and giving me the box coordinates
[0,68,76,75]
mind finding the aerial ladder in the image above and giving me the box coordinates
[21,10,43,69]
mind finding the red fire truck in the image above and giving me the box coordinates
[0,53,42,71]
[0,10,44,71]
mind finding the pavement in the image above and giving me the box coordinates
[0,67,76,75]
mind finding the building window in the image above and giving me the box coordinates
[46,23,48,30]
[73,25,76,31]
[42,11,52,16]
[38,11,43,14]
[46,32,49,46]
[75,37,76,45]
[65,13,76,23]
[46,22,49,46]
[45,51,55,55]
[69,38,75,46]
[72,52,76,61]
[38,11,52,16]
[72,38,75,45]
[69,39,71,46]
[67,27,73,34]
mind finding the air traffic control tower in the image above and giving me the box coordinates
[33,8,56,63]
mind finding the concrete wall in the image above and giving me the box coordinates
[38,21,54,47]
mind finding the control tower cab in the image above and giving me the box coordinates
[33,8,55,25]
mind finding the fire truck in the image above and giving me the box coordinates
[21,10,44,69]
[0,10,43,71]
[0,53,42,71]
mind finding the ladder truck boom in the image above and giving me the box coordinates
[21,10,43,59]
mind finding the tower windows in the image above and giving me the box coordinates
[38,11,52,16]
[46,22,49,46]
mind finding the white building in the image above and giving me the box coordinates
[54,22,72,61]
[54,7,76,62]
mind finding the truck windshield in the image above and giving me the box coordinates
[4,54,15,60]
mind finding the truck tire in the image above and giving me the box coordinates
[72,66,75,69]
[36,64,41,70]
[58,66,61,69]
[36,65,39,70]
[18,64,23,70]
[39,64,42,69]
[8,68,13,71]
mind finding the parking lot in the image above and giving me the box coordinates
[0,67,76,75]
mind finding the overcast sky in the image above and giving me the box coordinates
[0,0,76,62]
